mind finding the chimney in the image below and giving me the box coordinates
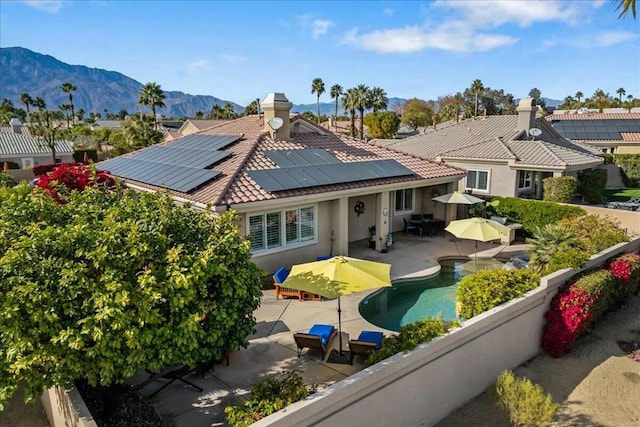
[261,92,292,141]
[516,97,537,133]
[9,118,22,134]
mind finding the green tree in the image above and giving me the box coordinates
[354,84,371,139]
[59,103,72,127]
[30,109,66,162]
[559,95,577,110]
[0,99,26,125]
[75,108,85,122]
[363,111,400,139]
[401,98,433,130]
[194,111,204,119]
[616,0,636,18]
[224,102,236,119]
[369,87,388,113]
[117,109,129,120]
[138,82,166,130]
[208,104,224,119]
[341,88,358,138]
[575,91,583,105]
[20,93,33,122]
[33,97,46,111]
[527,224,583,274]
[330,84,343,132]
[528,87,546,111]
[0,184,263,409]
[471,79,484,117]
[311,77,325,125]
[243,99,259,116]
[616,87,626,102]
[61,82,77,125]
[112,112,163,155]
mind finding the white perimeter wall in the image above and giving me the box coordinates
[255,237,640,427]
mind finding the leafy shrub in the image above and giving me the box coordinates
[491,197,584,236]
[32,162,71,176]
[542,248,590,276]
[556,215,628,255]
[224,371,315,426]
[577,168,607,204]
[0,172,16,188]
[456,269,540,319]
[607,252,640,301]
[495,370,558,427]
[543,176,576,203]
[527,224,584,275]
[542,269,619,357]
[612,154,640,187]
[36,164,116,203]
[364,317,458,367]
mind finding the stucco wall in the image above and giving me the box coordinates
[579,204,640,236]
[41,385,96,427]
[447,160,518,198]
[255,237,640,426]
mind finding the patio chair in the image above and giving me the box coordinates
[403,218,421,237]
[349,331,384,365]
[140,364,204,398]
[274,267,321,301]
[293,324,336,359]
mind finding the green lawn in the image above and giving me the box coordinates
[603,188,640,202]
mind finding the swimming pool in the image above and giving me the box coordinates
[359,258,504,332]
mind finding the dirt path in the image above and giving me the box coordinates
[437,295,640,427]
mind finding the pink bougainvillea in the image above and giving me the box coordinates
[36,164,116,203]
[607,253,640,297]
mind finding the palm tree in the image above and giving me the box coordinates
[330,84,343,132]
[208,104,223,119]
[76,108,85,122]
[527,224,581,274]
[471,79,484,117]
[20,93,33,122]
[353,84,371,140]
[61,82,77,125]
[370,87,388,113]
[33,97,46,111]
[616,0,636,18]
[341,88,358,138]
[223,102,235,119]
[311,78,325,125]
[59,104,72,127]
[616,87,626,102]
[575,91,583,105]
[194,111,204,119]
[138,82,166,130]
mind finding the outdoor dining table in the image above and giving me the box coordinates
[409,217,446,238]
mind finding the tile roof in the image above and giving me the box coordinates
[372,115,603,169]
[0,126,32,137]
[546,113,640,120]
[0,132,73,156]
[103,115,466,208]
[184,119,232,131]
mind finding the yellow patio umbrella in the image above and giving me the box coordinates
[283,256,392,363]
[445,218,510,266]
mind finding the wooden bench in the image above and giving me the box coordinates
[273,267,321,301]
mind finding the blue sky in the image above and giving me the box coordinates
[1,0,638,106]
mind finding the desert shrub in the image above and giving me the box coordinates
[612,154,640,187]
[543,176,576,203]
[577,168,607,204]
[542,269,619,357]
[491,197,584,236]
[456,269,540,319]
[607,252,640,301]
[495,370,559,427]
[0,173,16,188]
[527,224,584,274]
[224,370,315,426]
[364,317,458,367]
[556,214,628,255]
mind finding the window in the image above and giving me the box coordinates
[466,170,489,192]
[249,206,315,253]
[395,189,413,212]
[21,158,34,168]
[518,170,532,189]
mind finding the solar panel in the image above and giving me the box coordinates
[248,159,414,192]
[169,134,242,151]
[100,157,220,193]
[264,149,340,167]
[132,145,231,168]
[552,119,640,141]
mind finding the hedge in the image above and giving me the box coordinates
[577,168,607,204]
[611,154,640,187]
[491,197,585,235]
[543,176,576,203]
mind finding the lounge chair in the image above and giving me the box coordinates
[273,267,321,301]
[293,324,336,359]
[348,331,384,365]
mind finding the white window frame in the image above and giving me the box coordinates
[465,169,490,193]
[394,188,414,214]
[518,170,533,190]
[21,158,34,168]
[248,205,317,254]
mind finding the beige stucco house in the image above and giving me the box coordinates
[100,93,466,274]
[0,119,74,168]
[545,112,640,154]
[372,98,604,200]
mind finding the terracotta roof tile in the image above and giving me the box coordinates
[546,113,640,120]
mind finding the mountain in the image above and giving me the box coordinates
[0,47,243,118]
[292,97,407,116]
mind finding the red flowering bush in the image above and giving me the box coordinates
[36,164,116,203]
[607,253,640,300]
[32,162,77,176]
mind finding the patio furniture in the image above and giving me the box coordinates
[274,267,321,301]
[293,324,336,359]
[139,365,203,398]
[403,217,422,237]
[348,331,384,365]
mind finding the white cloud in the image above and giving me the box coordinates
[311,19,333,39]
[184,60,211,76]
[219,54,246,64]
[23,0,66,13]
[591,30,637,47]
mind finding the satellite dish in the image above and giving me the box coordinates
[528,128,542,137]
[267,117,283,130]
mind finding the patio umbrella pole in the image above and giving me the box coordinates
[475,240,478,270]
[337,297,343,354]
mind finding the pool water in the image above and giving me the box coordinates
[359,258,504,332]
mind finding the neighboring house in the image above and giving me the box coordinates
[0,119,74,168]
[91,120,124,129]
[370,98,604,200]
[546,112,640,154]
[178,119,231,136]
[99,93,467,273]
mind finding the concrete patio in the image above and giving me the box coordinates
[133,233,529,426]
